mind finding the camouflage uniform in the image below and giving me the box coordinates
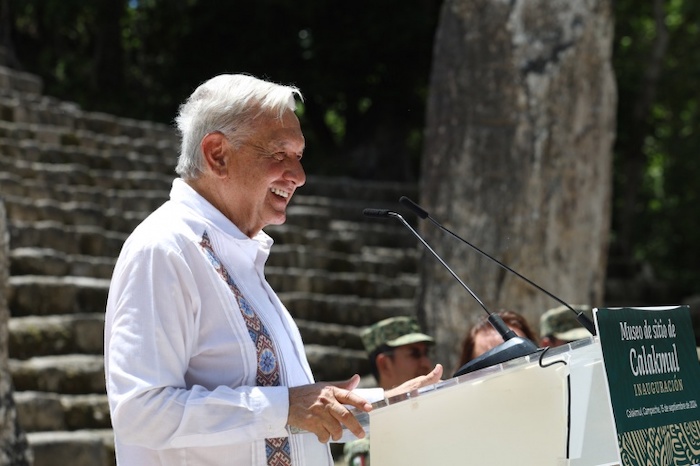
[343,316,434,466]
[539,304,593,343]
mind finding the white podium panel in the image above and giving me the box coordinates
[371,354,569,465]
[566,339,619,466]
[369,338,620,466]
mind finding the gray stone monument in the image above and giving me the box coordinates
[419,0,616,369]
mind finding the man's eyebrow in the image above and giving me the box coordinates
[271,140,304,154]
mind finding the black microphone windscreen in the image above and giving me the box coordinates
[399,196,429,219]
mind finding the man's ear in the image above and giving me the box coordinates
[376,352,391,373]
[200,132,229,177]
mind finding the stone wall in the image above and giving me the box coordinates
[0,200,30,465]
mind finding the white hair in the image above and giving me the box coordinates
[174,74,302,180]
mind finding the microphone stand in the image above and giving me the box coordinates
[399,196,597,337]
[363,209,540,377]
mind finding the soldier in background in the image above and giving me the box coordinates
[539,304,593,348]
[344,317,435,466]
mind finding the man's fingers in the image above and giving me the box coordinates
[327,398,365,439]
[302,365,444,441]
[316,384,368,440]
[314,430,330,443]
[287,381,371,442]
[415,363,443,386]
[323,407,346,441]
[344,374,362,391]
[385,363,444,400]
[309,399,357,442]
[334,386,373,413]
[329,373,361,391]
[427,363,443,382]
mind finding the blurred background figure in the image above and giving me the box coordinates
[344,316,435,466]
[456,310,538,372]
[361,316,435,390]
[539,304,593,348]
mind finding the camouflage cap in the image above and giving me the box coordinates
[540,304,592,342]
[360,316,434,355]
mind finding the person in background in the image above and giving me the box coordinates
[344,316,435,466]
[362,316,435,391]
[539,304,593,348]
[104,73,442,466]
[456,310,538,371]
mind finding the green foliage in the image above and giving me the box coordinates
[612,0,700,298]
[8,0,442,181]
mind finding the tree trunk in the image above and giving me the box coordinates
[0,201,31,465]
[418,0,617,372]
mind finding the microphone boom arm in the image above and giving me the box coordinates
[399,196,597,336]
[388,211,500,324]
[363,208,540,377]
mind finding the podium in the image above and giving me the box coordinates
[369,337,620,466]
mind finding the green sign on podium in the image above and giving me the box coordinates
[595,305,700,465]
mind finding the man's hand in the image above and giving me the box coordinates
[287,374,372,443]
[384,363,443,401]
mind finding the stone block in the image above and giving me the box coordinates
[14,391,66,432]
[9,354,106,394]
[27,430,112,466]
[8,275,110,316]
[9,314,104,360]
[0,66,43,95]
[61,395,111,431]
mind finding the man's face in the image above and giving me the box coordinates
[378,342,433,390]
[217,110,306,237]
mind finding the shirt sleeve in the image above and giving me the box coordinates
[105,242,290,450]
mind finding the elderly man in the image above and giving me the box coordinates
[104,74,442,466]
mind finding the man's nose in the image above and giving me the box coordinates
[285,159,306,187]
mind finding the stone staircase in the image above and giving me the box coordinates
[0,65,420,465]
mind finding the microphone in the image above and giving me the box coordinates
[362,208,540,377]
[398,196,597,338]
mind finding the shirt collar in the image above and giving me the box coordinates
[169,178,274,261]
